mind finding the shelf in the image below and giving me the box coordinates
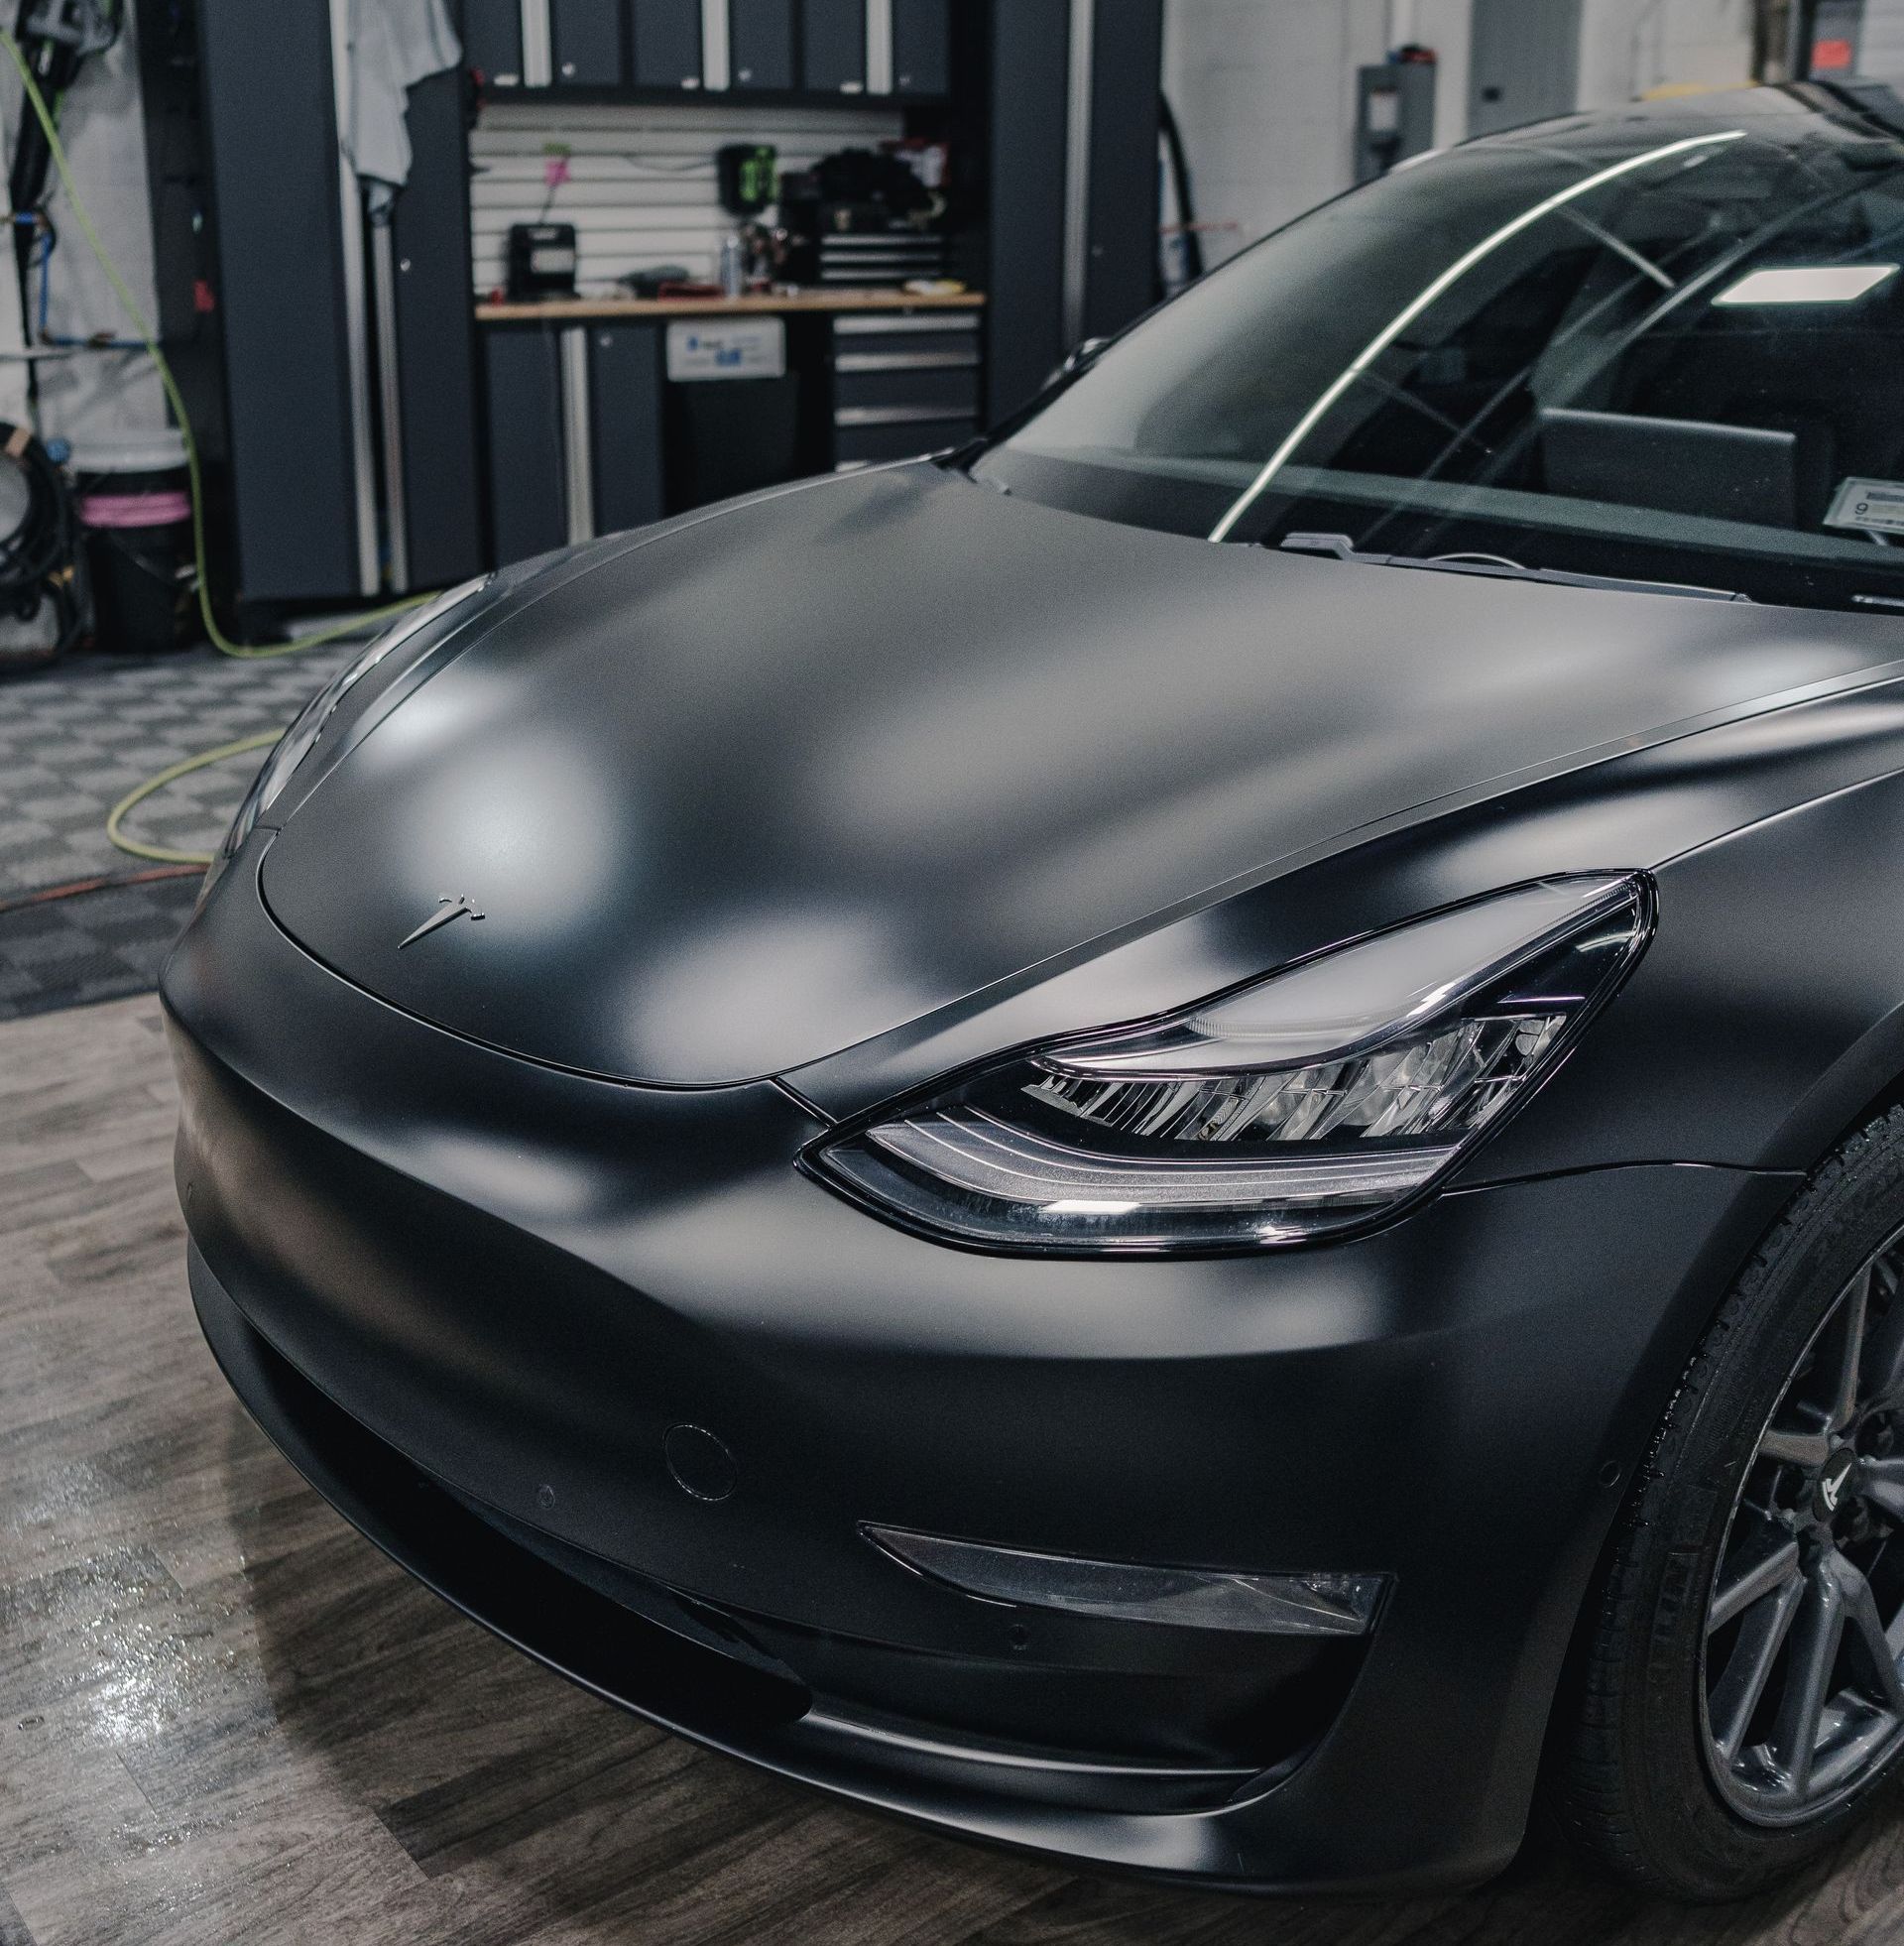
[477,289,985,321]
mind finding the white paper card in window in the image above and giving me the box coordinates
[1826,477,1904,535]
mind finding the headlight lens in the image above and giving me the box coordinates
[221,576,491,861]
[810,874,1651,1254]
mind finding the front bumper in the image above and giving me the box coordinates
[163,859,1798,1892]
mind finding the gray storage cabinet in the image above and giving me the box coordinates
[630,0,703,87]
[830,310,981,466]
[483,322,666,562]
[801,0,866,92]
[1082,0,1161,341]
[552,0,626,83]
[892,0,949,95]
[391,67,487,589]
[589,324,667,534]
[461,0,526,84]
[983,0,1070,421]
[484,328,568,566]
[730,0,794,87]
[191,0,362,601]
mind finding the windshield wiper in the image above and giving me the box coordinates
[1276,532,1750,603]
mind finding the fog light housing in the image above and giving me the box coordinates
[866,1525,1387,1637]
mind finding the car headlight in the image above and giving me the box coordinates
[220,576,492,862]
[808,874,1652,1255]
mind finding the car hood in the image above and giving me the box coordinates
[260,462,1896,1087]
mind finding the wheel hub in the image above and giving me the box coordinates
[1701,1240,1904,1825]
[1814,1447,1859,1525]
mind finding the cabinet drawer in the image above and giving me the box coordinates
[834,365,979,418]
[833,334,979,368]
[834,310,978,344]
[834,414,977,467]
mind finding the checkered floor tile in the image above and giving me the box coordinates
[0,638,364,1021]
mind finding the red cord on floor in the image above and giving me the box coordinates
[0,863,204,919]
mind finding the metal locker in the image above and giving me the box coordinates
[194,0,364,601]
[892,0,947,96]
[985,0,1068,421]
[1355,61,1436,182]
[730,0,794,88]
[552,0,626,83]
[389,68,485,589]
[588,326,666,535]
[484,329,568,567]
[800,0,865,92]
[1081,0,1161,341]
[630,0,703,86]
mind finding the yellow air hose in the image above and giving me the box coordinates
[103,731,280,866]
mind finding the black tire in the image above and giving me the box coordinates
[1548,1106,1904,1900]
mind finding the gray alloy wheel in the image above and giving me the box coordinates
[1548,1107,1904,1900]
[1701,1234,1904,1823]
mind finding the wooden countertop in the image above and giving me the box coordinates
[477,289,986,322]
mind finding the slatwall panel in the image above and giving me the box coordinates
[469,99,904,292]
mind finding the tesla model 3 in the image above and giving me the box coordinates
[169,81,1904,1899]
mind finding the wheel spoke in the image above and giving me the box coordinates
[1860,1456,1904,1528]
[1708,1527,1802,1635]
[1759,1427,1832,1469]
[1862,1254,1904,1403]
[1710,1573,1805,1762]
[1702,1236,1904,1816]
[1829,1268,1873,1431]
[1768,1566,1846,1797]
[1836,1552,1904,1715]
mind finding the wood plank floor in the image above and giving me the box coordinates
[6,995,1904,1944]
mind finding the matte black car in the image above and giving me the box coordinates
[170,83,1904,1899]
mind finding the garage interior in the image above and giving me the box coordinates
[9,0,1904,1940]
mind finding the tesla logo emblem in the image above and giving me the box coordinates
[399,895,485,950]
[1820,1454,1854,1515]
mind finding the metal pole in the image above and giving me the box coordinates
[561,328,595,546]
[1062,0,1096,350]
[370,220,410,591]
[329,0,381,596]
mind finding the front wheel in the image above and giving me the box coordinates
[1550,1108,1904,1899]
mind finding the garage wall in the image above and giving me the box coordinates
[0,11,167,447]
[469,99,902,294]
[1161,0,1471,269]
[1163,0,1754,278]
[1576,0,1755,110]
[1863,0,1904,78]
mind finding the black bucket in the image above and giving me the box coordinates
[74,434,193,654]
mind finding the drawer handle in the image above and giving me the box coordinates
[833,312,981,336]
[835,405,975,427]
[835,351,981,373]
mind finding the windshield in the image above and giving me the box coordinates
[975,91,1904,613]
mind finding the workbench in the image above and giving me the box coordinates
[477,290,986,322]
[478,290,988,563]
